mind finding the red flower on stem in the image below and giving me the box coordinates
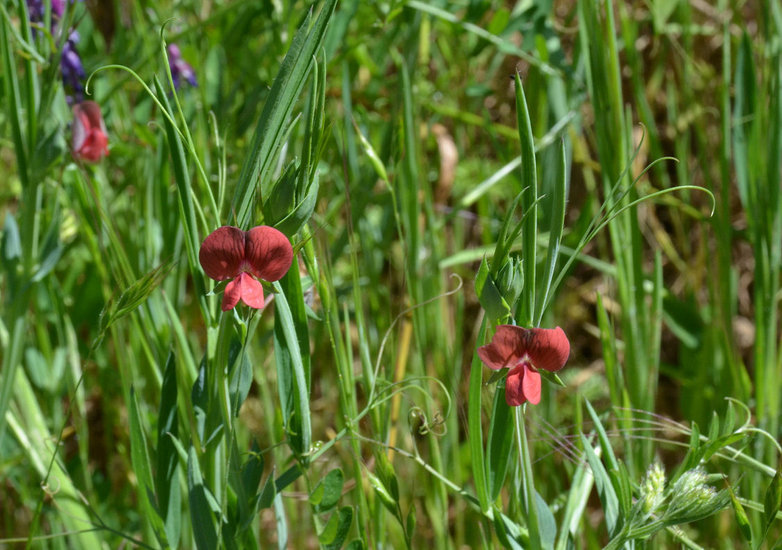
[477,325,570,406]
[198,225,293,312]
[72,101,109,162]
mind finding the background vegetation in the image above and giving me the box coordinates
[1,0,780,548]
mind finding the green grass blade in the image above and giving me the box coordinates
[537,139,568,325]
[469,320,489,513]
[232,0,338,228]
[129,386,168,545]
[0,10,28,188]
[0,317,24,446]
[188,445,219,550]
[514,73,537,326]
[486,385,514,501]
[273,274,312,462]
[156,351,182,548]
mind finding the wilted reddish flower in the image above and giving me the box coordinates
[199,225,293,311]
[72,101,108,162]
[477,325,570,406]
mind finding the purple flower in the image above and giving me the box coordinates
[27,0,44,22]
[52,0,64,18]
[61,31,85,104]
[167,44,197,89]
[27,0,70,24]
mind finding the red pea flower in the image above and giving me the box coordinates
[72,101,108,162]
[477,325,570,406]
[198,225,293,312]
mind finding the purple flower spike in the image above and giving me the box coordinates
[61,31,85,104]
[27,0,44,22]
[167,44,197,90]
[52,0,65,18]
[28,0,73,25]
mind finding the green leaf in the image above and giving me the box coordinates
[469,320,490,513]
[723,401,735,436]
[271,171,320,237]
[235,438,265,530]
[154,78,201,278]
[732,33,755,209]
[514,72,537,325]
[662,294,703,349]
[256,468,278,511]
[128,386,167,546]
[263,162,298,227]
[763,463,782,543]
[487,383,514,501]
[1,213,21,264]
[310,468,344,513]
[93,261,174,351]
[156,352,181,548]
[405,501,416,541]
[373,451,400,503]
[0,12,28,187]
[273,270,312,461]
[535,490,557,550]
[555,459,593,550]
[538,139,568,323]
[475,257,511,322]
[579,432,619,536]
[191,357,209,443]
[232,0,338,227]
[188,446,218,550]
[368,472,397,515]
[492,506,525,550]
[726,483,753,544]
[584,400,620,473]
[241,440,264,500]
[319,506,353,550]
[30,214,63,283]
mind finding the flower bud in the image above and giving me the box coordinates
[497,256,523,307]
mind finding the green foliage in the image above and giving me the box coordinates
[1,0,781,547]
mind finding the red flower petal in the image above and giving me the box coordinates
[72,108,88,153]
[504,365,528,407]
[244,226,293,282]
[199,226,245,281]
[222,276,242,311]
[76,101,107,131]
[521,365,541,405]
[79,131,109,162]
[477,325,528,370]
[236,272,265,309]
[524,326,570,372]
[72,101,109,162]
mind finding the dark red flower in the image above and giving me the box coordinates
[72,101,108,162]
[198,225,293,311]
[477,325,570,406]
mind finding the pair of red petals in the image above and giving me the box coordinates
[198,226,293,311]
[72,101,109,162]
[478,325,570,407]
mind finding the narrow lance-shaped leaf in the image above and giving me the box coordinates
[469,320,490,512]
[273,272,312,462]
[537,139,568,323]
[92,260,174,351]
[486,383,514,501]
[188,446,219,550]
[514,73,537,326]
[232,0,338,228]
[156,352,181,548]
[129,386,168,546]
